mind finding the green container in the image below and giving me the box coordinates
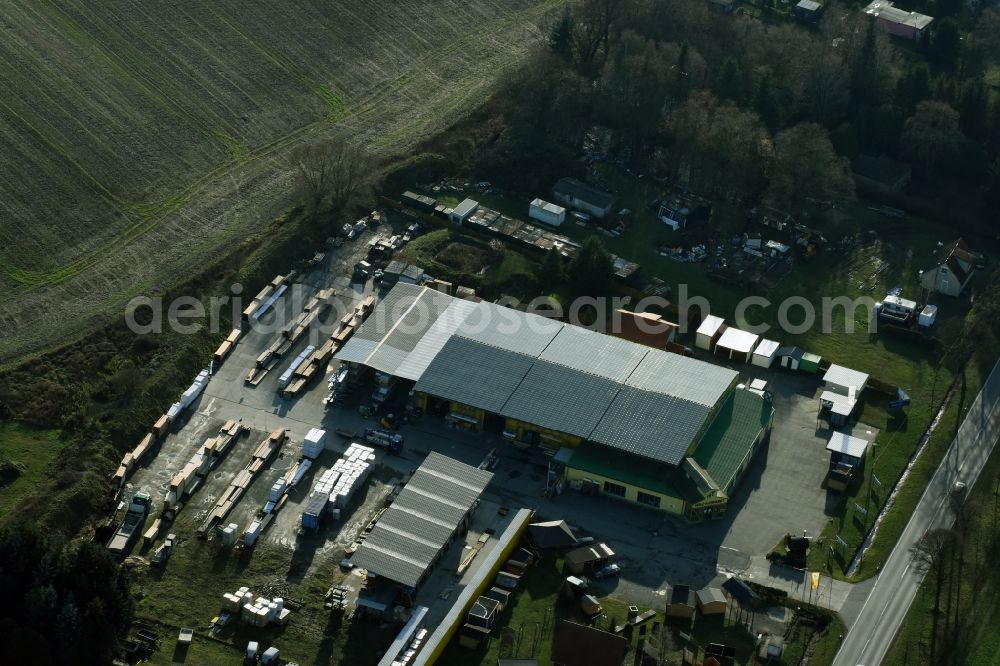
[799,352,822,373]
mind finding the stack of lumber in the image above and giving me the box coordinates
[200,428,287,533]
[111,412,174,494]
[213,328,243,364]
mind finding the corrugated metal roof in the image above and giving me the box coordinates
[395,299,479,380]
[415,336,535,413]
[455,301,563,355]
[692,389,773,491]
[627,353,737,408]
[590,386,709,465]
[352,452,492,588]
[539,325,648,382]
[345,284,741,468]
[335,285,454,380]
[502,361,621,439]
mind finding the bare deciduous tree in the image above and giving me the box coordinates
[901,101,964,178]
[766,122,854,214]
[291,138,375,215]
[910,528,956,664]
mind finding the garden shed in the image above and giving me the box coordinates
[696,315,727,351]
[696,587,727,615]
[751,339,780,368]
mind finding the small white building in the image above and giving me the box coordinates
[695,315,727,351]
[918,304,938,328]
[823,364,869,396]
[715,327,760,363]
[450,198,479,225]
[529,198,567,227]
[751,339,780,368]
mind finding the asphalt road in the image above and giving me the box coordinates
[833,360,1000,666]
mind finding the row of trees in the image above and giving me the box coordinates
[477,0,1000,218]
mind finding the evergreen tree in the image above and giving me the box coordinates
[568,236,614,296]
[549,9,575,62]
[754,72,781,131]
[536,248,566,291]
[716,57,743,103]
[958,81,988,142]
[932,19,961,69]
[895,63,930,113]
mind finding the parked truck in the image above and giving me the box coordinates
[363,428,404,454]
[107,491,153,556]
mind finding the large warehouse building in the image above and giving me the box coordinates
[336,284,773,520]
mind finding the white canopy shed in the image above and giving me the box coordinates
[715,327,760,363]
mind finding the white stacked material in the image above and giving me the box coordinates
[222,593,241,611]
[179,369,211,409]
[277,366,295,390]
[289,458,312,487]
[252,284,288,321]
[262,646,280,665]
[269,479,287,503]
[302,428,327,459]
[221,525,236,546]
[229,586,289,627]
[244,520,261,546]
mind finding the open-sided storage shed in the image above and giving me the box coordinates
[715,327,760,363]
[826,432,870,468]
